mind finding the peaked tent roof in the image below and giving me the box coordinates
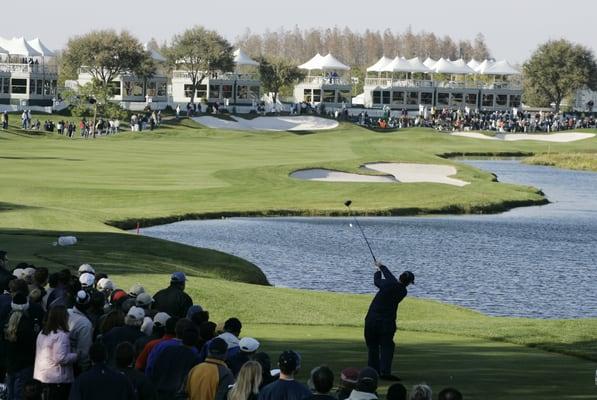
[408,57,431,73]
[143,43,167,62]
[234,48,259,66]
[28,38,55,57]
[382,56,413,73]
[482,59,520,75]
[0,37,41,56]
[366,56,392,72]
[423,57,437,69]
[298,53,324,70]
[0,44,8,55]
[475,59,495,74]
[467,58,480,70]
[430,58,475,74]
[320,53,350,71]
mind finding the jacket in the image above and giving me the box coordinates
[33,330,77,383]
[69,363,135,400]
[153,285,192,318]
[186,358,234,400]
[365,265,407,321]
[347,390,378,400]
[135,334,174,371]
[102,324,144,363]
[150,344,200,397]
[4,311,36,372]
[68,308,93,371]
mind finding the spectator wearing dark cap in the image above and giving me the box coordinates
[438,387,462,400]
[227,337,260,377]
[185,337,234,400]
[68,342,135,400]
[135,315,175,372]
[365,261,415,381]
[153,272,193,319]
[386,383,407,400]
[115,342,158,400]
[305,365,335,400]
[68,291,93,373]
[346,367,379,400]
[257,350,310,400]
[337,367,359,400]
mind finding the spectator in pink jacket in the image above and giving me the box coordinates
[33,305,78,400]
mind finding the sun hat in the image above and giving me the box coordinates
[79,272,95,288]
[239,337,260,353]
[135,293,154,307]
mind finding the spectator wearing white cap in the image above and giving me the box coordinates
[121,284,146,316]
[79,273,95,291]
[78,264,95,277]
[68,291,94,373]
[101,306,146,364]
[227,337,260,377]
[96,278,114,298]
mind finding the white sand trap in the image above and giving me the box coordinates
[291,163,469,187]
[194,115,339,131]
[451,131,595,142]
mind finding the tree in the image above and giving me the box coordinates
[168,26,234,104]
[523,39,597,112]
[259,57,305,108]
[61,30,154,88]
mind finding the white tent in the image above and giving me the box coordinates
[298,53,325,70]
[320,53,350,71]
[430,58,474,74]
[451,58,476,74]
[482,59,520,75]
[234,49,259,66]
[28,38,55,57]
[352,92,365,105]
[423,57,437,69]
[407,57,431,73]
[382,57,413,73]
[467,58,480,71]
[366,56,392,72]
[143,43,167,62]
[0,44,8,55]
[0,37,41,56]
[475,59,495,74]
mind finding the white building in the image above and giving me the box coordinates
[293,53,352,108]
[170,49,261,107]
[0,37,58,107]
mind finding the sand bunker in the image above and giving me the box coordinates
[194,115,339,131]
[291,163,469,187]
[450,131,595,142]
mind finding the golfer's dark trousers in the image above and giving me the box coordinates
[364,316,396,375]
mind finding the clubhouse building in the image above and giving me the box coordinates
[294,53,353,108]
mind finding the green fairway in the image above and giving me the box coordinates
[1,117,597,399]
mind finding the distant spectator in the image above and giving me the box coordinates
[438,388,462,400]
[135,315,176,372]
[68,342,135,400]
[0,250,14,294]
[226,360,262,400]
[253,352,276,390]
[101,306,145,362]
[115,342,158,400]
[305,366,335,400]
[387,383,407,400]
[68,291,93,373]
[186,337,234,400]
[347,367,379,400]
[409,384,432,400]
[336,367,359,400]
[200,317,242,362]
[227,337,260,377]
[257,350,310,400]
[153,272,192,318]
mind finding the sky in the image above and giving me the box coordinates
[2,0,596,64]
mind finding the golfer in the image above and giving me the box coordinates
[364,261,414,381]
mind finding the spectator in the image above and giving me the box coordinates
[437,388,462,400]
[115,342,157,400]
[145,318,194,377]
[305,366,335,400]
[151,325,200,400]
[101,306,145,362]
[33,305,77,400]
[77,265,95,277]
[387,383,407,400]
[257,350,310,400]
[135,311,169,354]
[226,360,262,400]
[68,342,135,400]
[336,367,359,400]
[409,384,432,400]
[0,250,14,294]
[227,337,260,377]
[253,352,276,390]
[198,321,217,349]
[68,291,93,373]
[153,272,192,318]
[135,315,175,371]
[200,317,242,362]
[185,337,234,400]
[347,367,379,400]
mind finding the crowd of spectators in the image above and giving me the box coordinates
[0,250,463,400]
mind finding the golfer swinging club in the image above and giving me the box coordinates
[364,260,415,381]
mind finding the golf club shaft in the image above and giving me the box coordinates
[347,207,377,263]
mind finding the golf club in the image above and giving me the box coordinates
[344,200,377,264]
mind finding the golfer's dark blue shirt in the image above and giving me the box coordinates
[366,265,407,321]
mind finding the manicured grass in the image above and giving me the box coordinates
[524,152,597,171]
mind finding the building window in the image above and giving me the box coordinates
[421,92,433,105]
[1,78,9,94]
[11,78,27,94]
[222,85,233,99]
[209,85,220,99]
[107,81,121,96]
[238,85,249,99]
[496,94,508,106]
[407,92,418,105]
[158,82,167,97]
[146,81,157,97]
[451,93,463,107]
[323,90,336,103]
[373,91,381,104]
[510,95,521,108]
[304,89,312,103]
[249,86,260,99]
[197,84,207,99]
[313,89,321,102]
[482,94,494,107]
[124,81,134,96]
[183,84,194,98]
[392,91,404,105]
[338,90,351,103]
[437,92,449,106]
[133,82,144,97]
[466,93,477,106]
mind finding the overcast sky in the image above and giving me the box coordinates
[3,0,596,63]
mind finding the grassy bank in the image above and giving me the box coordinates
[524,152,597,171]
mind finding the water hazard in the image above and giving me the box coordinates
[142,161,597,319]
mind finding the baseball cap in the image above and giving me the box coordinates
[171,272,186,283]
[12,268,25,280]
[136,293,154,307]
[340,367,360,384]
[279,350,301,372]
[76,290,91,305]
[24,267,36,279]
[128,283,145,298]
[79,272,95,288]
[110,289,128,304]
[186,304,203,319]
[208,337,228,356]
[239,337,260,353]
[97,278,114,292]
[357,367,379,387]
[153,312,170,327]
[400,271,415,284]
[78,264,95,275]
[127,306,145,321]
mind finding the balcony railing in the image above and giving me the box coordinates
[0,63,58,74]
[298,76,351,86]
[364,77,521,90]
[172,71,258,81]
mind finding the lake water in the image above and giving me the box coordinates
[142,161,597,319]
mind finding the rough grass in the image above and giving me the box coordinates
[524,152,597,171]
